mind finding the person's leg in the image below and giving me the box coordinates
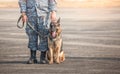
[40,51,47,64]
[27,50,37,64]
[26,16,38,64]
[37,16,49,64]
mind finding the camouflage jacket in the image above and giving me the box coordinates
[19,0,57,16]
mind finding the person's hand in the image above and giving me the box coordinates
[50,11,57,22]
[22,12,28,23]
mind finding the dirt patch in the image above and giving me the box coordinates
[0,0,120,8]
[0,1,18,8]
[58,0,120,8]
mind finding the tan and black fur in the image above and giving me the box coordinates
[47,18,65,64]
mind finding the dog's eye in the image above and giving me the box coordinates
[56,29,58,32]
[50,25,52,28]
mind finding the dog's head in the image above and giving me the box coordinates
[49,18,62,39]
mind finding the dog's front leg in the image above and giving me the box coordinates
[55,47,60,64]
[49,48,53,64]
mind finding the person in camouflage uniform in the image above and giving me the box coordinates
[18,0,57,64]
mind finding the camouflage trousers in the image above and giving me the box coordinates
[25,14,50,51]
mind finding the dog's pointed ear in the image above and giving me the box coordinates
[57,18,60,24]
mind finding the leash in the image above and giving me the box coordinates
[17,15,48,38]
[17,15,24,29]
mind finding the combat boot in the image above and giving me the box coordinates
[40,51,47,64]
[27,50,38,64]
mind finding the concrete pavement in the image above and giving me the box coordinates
[0,8,120,74]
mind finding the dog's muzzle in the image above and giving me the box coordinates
[51,31,56,38]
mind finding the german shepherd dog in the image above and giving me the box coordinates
[47,18,65,64]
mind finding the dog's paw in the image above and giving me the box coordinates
[56,62,60,64]
[55,60,60,64]
[48,61,53,64]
